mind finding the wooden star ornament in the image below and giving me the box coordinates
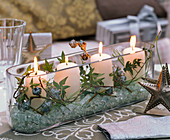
[139,64,170,113]
[22,32,51,64]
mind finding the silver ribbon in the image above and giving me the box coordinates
[127,5,161,41]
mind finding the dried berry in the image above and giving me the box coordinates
[22,99,31,110]
[49,88,61,99]
[113,66,126,87]
[81,53,88,60]
[32,87,41,95]
[106,87,113,94]
[41,100,52,113]
[69,39,78,48]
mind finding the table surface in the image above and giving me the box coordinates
[1,38,170,140]
[0,100,170,140]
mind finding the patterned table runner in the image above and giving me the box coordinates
[0,101,169,140]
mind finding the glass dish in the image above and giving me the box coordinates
[6,42,154,133]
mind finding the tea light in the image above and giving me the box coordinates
[123,35,145,80]
[91,42,113,86]
[54,56,80,98]
[25,57,47,108]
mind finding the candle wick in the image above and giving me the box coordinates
[66,63,68,66]
[132,46,134,51]
[35,71,37,75]
[99,53,101,57]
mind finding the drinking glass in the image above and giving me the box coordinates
[0,18,26,82]
[0,19,26,112]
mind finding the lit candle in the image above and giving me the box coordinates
[54,56,80,99]
[91,42,113,86]
[25,57,47,108]
[123,35,145,81]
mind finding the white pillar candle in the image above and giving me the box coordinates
[123,35,145,81]
[54,56,80,99]
[91,42,113,86]
[25,57,47,109]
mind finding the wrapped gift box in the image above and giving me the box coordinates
[96,18,168,45]
[96,5,168,45]
[22,33,52,60]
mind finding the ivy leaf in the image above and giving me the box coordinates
[57,57,62,62]
[17,93,25,103]
[53,81,60,90]
[132,63,137,69]
[53,77,69,89]
[30,78,33,85]
[59,77,68,86]
[89,67,94,75]
[61,51,65,61]
[62,85,70,90]
[57,51,72,63]
[30,78,40,89]
[53,77,69,99]
[16,87,28,103]
[96,77,105,85]
[123,59,142,76]
[57,51,66,63]
[23,65,33,76]
[129,68,133,75]
[61,89,66,97]
[80,65,104,89]
[15,77,24,85]
[42,59,54,72]
[135,59,142,66]
[31,83,40,88]
[80,66,86,75]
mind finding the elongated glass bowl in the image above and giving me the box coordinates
[6,42,154,133]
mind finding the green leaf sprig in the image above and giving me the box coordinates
[112,49,124,66]
[30,78,40,89]
[23,65,33,76]
[42,59,54,72]
[123,59,142,75]
[80,65,104,89]
[57,51,72,63]
[53,77,70,99]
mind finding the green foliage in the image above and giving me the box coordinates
[57,51,72,63]
[80,65,104,89]
[123,59,142,75]
[42,59,54,72]
[110,67,125,87]
[23,65,33,76]
[153,31,162,66]
[16,87,28,103]
[53,77,70,99]
[57,51,65,63]
[15,77,24,85]
[112,49,124,66]
[30,78,40,89]
[79,65,113,102]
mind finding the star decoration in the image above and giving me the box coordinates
[139,63,170,113]
[22,32,51,64]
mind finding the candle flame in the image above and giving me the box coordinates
[99,42,103,56]
[130,35,136,51]
[34,56,38,73]
[65,56,68,63]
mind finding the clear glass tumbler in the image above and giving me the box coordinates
[0,19,26,112]
[0,18,26,82]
